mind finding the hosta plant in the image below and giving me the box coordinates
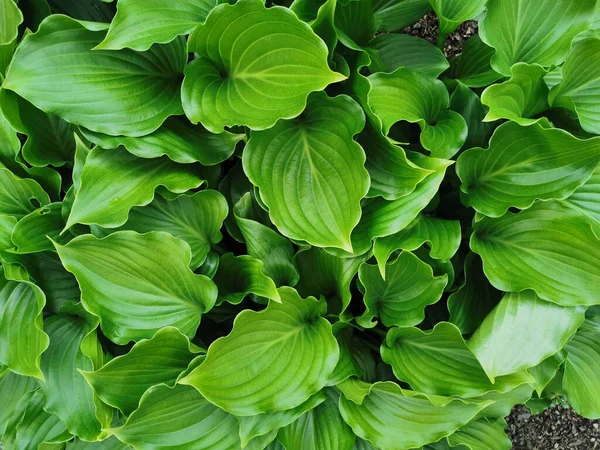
[1,0,600,448]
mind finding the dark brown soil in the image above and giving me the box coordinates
[402,13,478,58]
[508,405,600,449]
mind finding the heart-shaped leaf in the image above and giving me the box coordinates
[0,168,50,219]
[179,287,339,416]
[183,0,344,132]
[55,231,217,344]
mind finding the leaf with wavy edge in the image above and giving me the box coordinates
[357,252,447,329]
[81,117,243,166]
[278,389,355,450]
[213,253,280,306]
[359,121,432,201]
[109,384,240,449]
[447,418,511,450]
[67,436,130,450]
[563,164,600,235]
[3,15,186,137]
[0,0,22,45]
[244,92,368,252]
[39,304,105,441]
[528,351,566,396]
[334,0,375,46]
[367,33,449,78]
[328,324,376,386]
[295,247,364,318]
[457,121,600,217]
[374,215,460,278]
[472,384,534,420]
[0,369,37,434]
[66,147,204,229]
[0,89,75,167]
[449,35,502,88]
[549,37,600,135]
[479,0,596,76]
[95,190,228,270]
[429,0,486,37]
[183,0,345,132]
[0,267,48,378]
[450,81,496,151]
[563,309,600,419]
[0,168,50,219]
[81,327,199,416]
[55,231,217,344]
[96,0,218,51]
[468,290,584,381]
[368,67,467,158]
[470,201,600,306]
[346,154,453,257]
[234,193,300,287]
[481,63,549,125]
[448,253,502,334]
[373,0,431,32]
[382,322,533,397]
[238,392,326,447]
[338,379,490,450]
[2,390,70,450]
[11,202,66,254]
[179,287,339,416]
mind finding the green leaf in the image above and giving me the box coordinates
[479,0,596,76]
[81,117,243,166]
[3,390,70,450]
[367,34,449,78]
[357,251,447,328]
[348,153,453,255]
[563,309,600,419]
[55,231,217,344]
[468,290,584,381]
[373,215,461,277]
[373,0,431,32]
[97,190,228,269]
[429,0,486,36]
[470,201,600,306]
[243,92,369,252]
[11,202,66,254]
[213,253,281,306]
[335,0,375,46]
[295,247,364,317]
[381,322,532,397]
[549,37,600,135]
[110,384,241,450]
[0,368,37,434]
[39,305,105,441]
[81,327,198,416]
[179,287,339,415]
[338,380,489,450]
[234,193,300,287]
[0,268,48,378]
[67,436,131,450]
[449,82,496,150]
[481,63,550,125]
[96,0,218,51]
[447,418,511,450]
[359,122,432,201]
[278,389,355,450]
[528,351,566,396]
[368,68,467,158]
[46,0,115,22]
[472,384,534,419]
[66,147,205,229]
[0,167,50,219]
[328,325,377,386]
[238,392,326,448]
[447,253,502,335]
[183,0,345,132]
[457,121,600,217]
[0,89,75,167]
[0,0,23,45]
[448,35,502,88]
[3,15,186,136]
[563,164,600,235]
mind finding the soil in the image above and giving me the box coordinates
[508,405,600,450]
[402,13,478,58]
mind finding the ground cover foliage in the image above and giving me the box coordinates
[0,0,600,449]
